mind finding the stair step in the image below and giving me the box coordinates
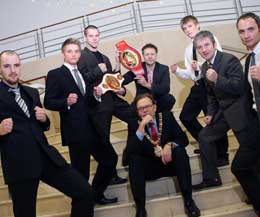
[0,164,236,206]
[175,203,256,217]
[1,183,246,217]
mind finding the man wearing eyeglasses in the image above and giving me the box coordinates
[123,93,200,217]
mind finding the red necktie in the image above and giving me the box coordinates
[149,122,158,142]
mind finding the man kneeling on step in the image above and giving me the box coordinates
[123,93,200,217]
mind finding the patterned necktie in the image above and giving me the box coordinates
[192,45,199,77]
[72,68,85,95]
[148,122,158,142]
[9,88,30,118]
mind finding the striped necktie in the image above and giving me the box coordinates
[9,88,30,118]
[72,68,85,95]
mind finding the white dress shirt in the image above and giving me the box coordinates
[248,41,260,111]
[64,62,86,93]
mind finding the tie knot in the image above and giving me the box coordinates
[148,122,154,128]
[251,52,255,57]
[9,87,20,95]
[72,68,78,73]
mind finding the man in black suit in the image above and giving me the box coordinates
[78,25,132,189]
[123,43,175,112]
[191,31,259,192]
[44,38,117,205]
[123,93,200,217]
[0,50,94,217]
[235,12,260,215]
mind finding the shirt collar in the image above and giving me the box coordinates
[250,41,260,55]
[64,62,78,72]
[208,50,218,65]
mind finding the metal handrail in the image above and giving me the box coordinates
[1,0,259,62]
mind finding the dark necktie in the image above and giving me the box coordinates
[9,88,30,118]
[250,52,256,66]
[72,68,85,95]
[192,45,199,77]
[148,122,158,142]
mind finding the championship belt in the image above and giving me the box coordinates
[98,72,124,94]
[116,40,144,76]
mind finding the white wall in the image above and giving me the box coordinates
[0,0,129,39]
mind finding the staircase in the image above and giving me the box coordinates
[0,112,257,217]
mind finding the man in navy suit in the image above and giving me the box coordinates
[123,93,200,217]
[0,50,94,217]
[123,43,175,112]
[44,38,118,205]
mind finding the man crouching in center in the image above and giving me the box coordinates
[123,93,200,217]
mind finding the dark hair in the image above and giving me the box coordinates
[236,12,260,29]
[61,38,81,51]
[141,43,158,54]
[193,30,215,48]
[84,25,99,36]
[133,93,156,110]
[0,50,19,66]
[180,15,199,30]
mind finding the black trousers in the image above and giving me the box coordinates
[128,147,192,209]
[8,152,94,217]
[155,94,176,112]
[231,112,260,211]
[91,96,133,199]
[180,82,229,159]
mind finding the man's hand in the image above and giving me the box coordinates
[170,64,177,74]
[137,115,153,133]
[113,87,125,95]
[191,60,199,71]
[250,66,260,81]
[67,93,78,106]
[206,68,218,82]
[135,76,151,89]
[0,118,13,136]
[204,115,213,125]
[34,106,47,122]
[98,63,107,73]
[94,86,103,97]
[161,144,172,165]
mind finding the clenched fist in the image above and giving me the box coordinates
[34,106,47,122]
[0,118,13,136]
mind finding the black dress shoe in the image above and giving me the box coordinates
[217,158,229,167]
[95,195,118,205]
[135,207,147,217]
[109,175,127,185]
[192,178,222,190]
[194,149,200,154]
[184,199,200,217]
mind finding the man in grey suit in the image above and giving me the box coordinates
[236,12,260,215]
[191,31,259,193]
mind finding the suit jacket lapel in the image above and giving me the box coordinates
[212,51,222,73]
[62,65,84,96]
[142,62,149,81]
[152,62,160,83]
[0,83,29,117]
